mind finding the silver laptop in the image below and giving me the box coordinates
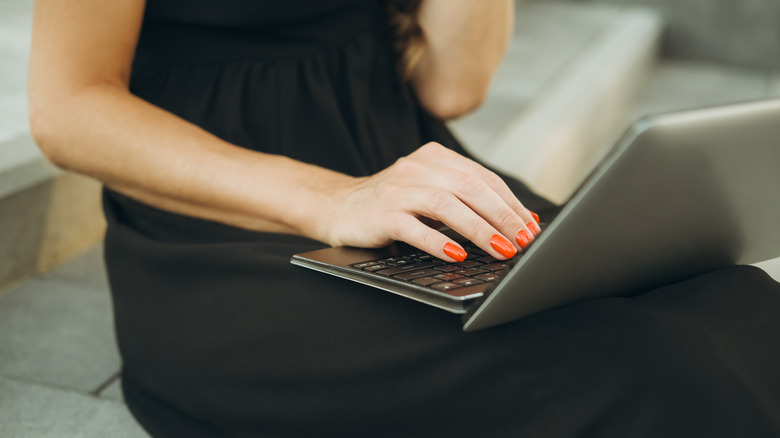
[292,99,780,331]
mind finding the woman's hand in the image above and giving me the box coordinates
[320,142,540,262]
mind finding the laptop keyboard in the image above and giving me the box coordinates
[350,244,516,293]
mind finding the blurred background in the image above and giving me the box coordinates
[0,0,778,436]
[572,0,780,69]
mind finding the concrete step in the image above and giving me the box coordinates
[0,134,106,290]
[450,0,664,204]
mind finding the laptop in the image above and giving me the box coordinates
[291,99,780,331]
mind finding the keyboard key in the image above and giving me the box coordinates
[352,261,381,269]
[455,268,487,276]
[363,264,387,272]
[475,273,500,282]
[386,259,414,267]
[433,264,460,272]
[434,273,464,281]
[431,282,462,291]
[482,263,509,271]
[394,269,441,281]
[411,276,441,286]
[455,278,484,286]
[476,256,498,263]
[375,262,438,276]
[455,260,483,268]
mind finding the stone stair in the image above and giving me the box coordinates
[0,135,105,290]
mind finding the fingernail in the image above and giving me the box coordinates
[526,221,541,236]
[530,211,540,224]
[443,243,467,262]
[516,230,533,249]
[490,234,517,259]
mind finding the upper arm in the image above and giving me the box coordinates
[408,0,513,120]
[29,0,146,88]
[28,0,146,106]
[28,0,146,152]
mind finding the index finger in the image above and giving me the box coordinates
[415,143,539,234]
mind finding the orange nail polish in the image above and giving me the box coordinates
[530,211,540,224]
[490,234,517,259]
[516,230,533,249]
[443,243,467,262]
[527,221,541,236]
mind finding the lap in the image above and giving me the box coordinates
[104,190,780,437]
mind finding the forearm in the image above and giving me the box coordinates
[412,0,514,119]
[30,83,351,238]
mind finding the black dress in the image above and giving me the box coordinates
[104,0,780,436]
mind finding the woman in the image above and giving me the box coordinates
[28,0,780,436]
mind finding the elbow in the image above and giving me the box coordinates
[28,100,69,169]
[414,83,489,121]
[29,104,55,162]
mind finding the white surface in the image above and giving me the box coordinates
[0,135,58,200]
[0,0,34,144]
[754,257,780,282]
[0,1,58,199]
[0,92,29,145]
[768,72,780,98]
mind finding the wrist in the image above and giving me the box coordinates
[273,156,358,245]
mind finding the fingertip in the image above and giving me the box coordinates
[443,242,467,262]
[490,234,517,259]
[516,229,533,249]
